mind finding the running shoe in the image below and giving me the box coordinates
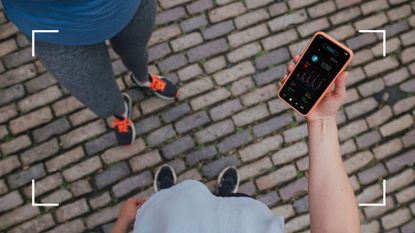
[131,73,178,100]
[111,93,135,145]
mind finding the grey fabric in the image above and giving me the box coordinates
[35,0,156,118]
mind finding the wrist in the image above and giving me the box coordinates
[306,116,337,125]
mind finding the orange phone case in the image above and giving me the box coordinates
[277,31,354,116]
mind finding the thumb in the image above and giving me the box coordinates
[334,72,348,101]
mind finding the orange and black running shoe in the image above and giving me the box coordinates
[112,93,136,145]
[131,73,178,100]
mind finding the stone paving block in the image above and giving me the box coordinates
[271,204,295,219]
[344,151,374,174]
[241,84,277,107]
[203,56,226,74]
[380,114,413,137]
[45,146,85,173]
[209,99,242,121]
[298,18,330,37]
[218,130,253,153]
[45,218,85,233]
[89,192,111,210]
[60,119,107,149]
[94,161,130,189]
[0,84,25,106]
[257,190,280,207]
[158,53,188,73]
[0,155,21,177]
[187,38,228,62]
[267,10,307,32]
[101,138,146,164]
[235,9,269,29]
[0,179,8,196]
[23,172,62,198]
[262,29,299,51]
[255,47,290,70]
[202,20,235,40]
[381,208,411,230]
[162,135,195,159]
[41,189,73,205]
[308,1,336,18]
[178,77,214,100]
[18,86,62,113]
[146,125,177,146]
[8,214,55,233]
[186,146,217,166]
[400,46,415,64]
[33,118,71,142]
[396,184,415,204]
[20,138,59,166]
[0,64,37,89]
[0,190,23,213]
[230,77,255,96]
[256,165,297,190]
[0,38,18,57]
[112,171,152,197]
[239,135,283,162]
[357,78,385,97]
[195,119,235,144]
[400,79,415,93]
[386,149,415,173]
[56,198,90,223]
[283,123,308,143]
[209,2,246,23]
[201,155,241,179]
[7,163,46,189]
[373,138,403,160]
[356,130,381,149]
[280,177,307,201]
[254,64,286,86]
[272,142,308,166]
[357,163,387,185]
[175,111,211,134]
[148,43,171,62]
[161,103,191,123]
[239,157,272,182]
[228,24,269,48]
[69,108,97,126]
[155,7,186,26]
[227,42,261,63]
[232,104,269,127]
[134,115,161,136]
[253,113,292,138]
[338,119,368,141]
[186,0,213,14]
[84,132,117,155]
[148,24,181,46]
[85,204,120,229]
[402,129,415,148]
[191,88,231,111]
[0,104,18,124]
[177,64,203,82]
[52,96,83,117]
[129,150,162,172]
[0,204,40,230]
[180,15,208,32]
[388,4,412,21]
[361,0,388,15]
[393,96,415,115]
[63,156,102,182]
[10,106,53,135]
[383,67,409,86]
[69,179,93,197]
[3,47,35,69]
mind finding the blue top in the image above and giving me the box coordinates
[133,180,284,233]
[2,0,141,46]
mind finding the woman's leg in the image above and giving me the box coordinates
[35,41,125,118]
[110,0,156,82]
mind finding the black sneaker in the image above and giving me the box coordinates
[111,93,136,145]
[131,73,179,100]
[154,164,177,192]
[217,166,240,196]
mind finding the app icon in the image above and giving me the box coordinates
[311,55,318,62]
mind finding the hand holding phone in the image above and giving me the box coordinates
[278,32,353,119]
[280,56,348,122]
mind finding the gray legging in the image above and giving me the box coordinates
[35,0,156,118]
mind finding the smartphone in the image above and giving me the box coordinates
[278,32,354,116]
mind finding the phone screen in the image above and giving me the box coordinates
[279,34,351,115]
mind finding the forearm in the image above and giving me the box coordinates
[111,219,130,233]
[307,117,359,233]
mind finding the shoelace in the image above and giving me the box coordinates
[150,74,166,91]
[112,117,130,133]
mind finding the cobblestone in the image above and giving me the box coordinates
[2,1,415,232]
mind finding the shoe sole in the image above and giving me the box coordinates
[153,164,177,193]
[122,93,136,145]
[130,73,178,101]
[217,166,240,194]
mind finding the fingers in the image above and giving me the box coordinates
[333,71,348,101]
[287,63,295,73]
[293,55,300,64]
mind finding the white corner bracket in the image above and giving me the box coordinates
[31,30,60,57]
[358,179,387,207]
[358,30,386,57]
[31,179,59,207]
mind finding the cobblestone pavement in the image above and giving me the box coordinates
[1,0,415,232]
